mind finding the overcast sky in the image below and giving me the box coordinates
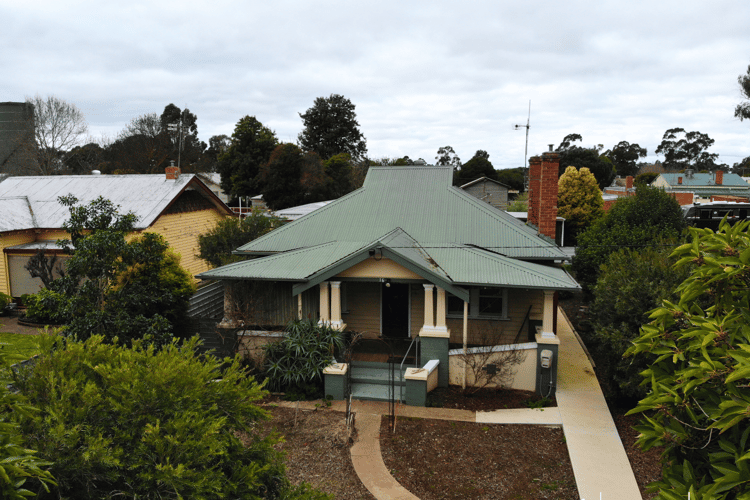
[2,0,749,170]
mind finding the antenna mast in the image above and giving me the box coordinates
[514,101,531,190]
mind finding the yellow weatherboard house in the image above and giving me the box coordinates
[0,167,234,297]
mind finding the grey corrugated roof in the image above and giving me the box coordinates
[238,166,566,260]
[0,174,226,230]
[273,200,333,220]
[0,197,35,231]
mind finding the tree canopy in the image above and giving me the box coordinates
[557,166,603,245]
[435,145,461,169]
[298,94,367,162]
[572,185,686,293]
[655,128,719,171]
[26,95,88,175]
[603,141,647,178]
[454,150,496,185]
[627,220,750,498]
[26,196,196,345]
[736,63,750,122]
[496,167,525,192]
[217,115,278,199]
[556,134,615,188]
[198,209,284,268]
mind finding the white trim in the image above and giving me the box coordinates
[448,342,537,356]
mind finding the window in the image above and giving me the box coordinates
[446,287,508,319]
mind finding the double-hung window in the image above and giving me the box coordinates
[446,287,508,319]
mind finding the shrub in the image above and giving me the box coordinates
[23,289,69,325]
[0,339,55,499]
[0,291,12,315]
[15,333,328,500]
[585,243,689,401]
[263,319,344,393]
[627,219,750,498]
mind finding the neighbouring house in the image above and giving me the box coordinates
[604,175,694,209]
[199,151,579,404]
[652,170,750,203]
[460,176,510,210]
[274,200,333,221]
[197,172,230,204]
[0,166,234,297]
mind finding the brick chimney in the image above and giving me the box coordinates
[626,176,633,190]
[527,156,542,229]
[678,176,683,185]
[716,170,723,185]
[166,165,181,180]
[527,146,558,241]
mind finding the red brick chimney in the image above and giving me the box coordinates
[626,176,633,190]
[527,147,558,241]
[678,176,683,185]
[538,148,559,240]
[716,170,723,185]
[166,165,181,180]
[527,156,542,229]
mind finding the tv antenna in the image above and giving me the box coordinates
[513,101,531,190]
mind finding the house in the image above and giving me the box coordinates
[0,166,234,297]
[652,170,750,202]
[273,200,333,221]
[460,176,510,210]
[199,150,578,404]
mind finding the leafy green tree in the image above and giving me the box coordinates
[556,134,616,188]
[63,142,105,174]
[587,243,689,401]
[0,341,55,499]
[454,150,496,185]
[198,209,284,268]
[261,143,307,210]
[217,116,278,199]
[627,219,750,499]
[435,145,461,169]
[16,333,330,500]
[323,152,354,198]
[557,166,603,245]
[655,128,719,171]
[496,167,525,192]
[736,63,750,122]
[28,196,196,344]
[603,141,647,178]
[298,94,367,162]
[572,185,686,293]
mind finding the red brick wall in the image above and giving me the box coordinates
[166,166,181,180]
[716,170,723,185]
[527,156,542,229]
[539,152,559,240]
[671,192,693,205]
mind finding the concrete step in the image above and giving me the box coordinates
[350,366,407,386]
[351,382,406,402]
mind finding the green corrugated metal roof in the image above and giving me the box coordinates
[199,228,579,293]
[236,166,566,260]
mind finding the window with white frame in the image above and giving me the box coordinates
[446,287,508,319]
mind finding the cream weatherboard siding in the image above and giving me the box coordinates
[0,230,35,296]
[342,282,381,337]
[147,209,227,277]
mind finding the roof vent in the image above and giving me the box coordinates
[548,144,554,152]
[91,170,101,175]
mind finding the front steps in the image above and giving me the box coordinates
[349,361,414,402]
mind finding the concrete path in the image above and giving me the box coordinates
[555,308,643,500]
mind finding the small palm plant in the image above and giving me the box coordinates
[263,319,345,394]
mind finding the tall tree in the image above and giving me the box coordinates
[736,63,750,122]
[217,116,278,199]
[26,95,88,175]
[454,149,495,185]
[323,153,354,198]
[435,145,461,169]
[556,134,616,188]
[655,128,719,171]
[260,143,307,210]
[603,141,647,177]
[496,167,525,192]
[298,94,367,161]
[557,166,603,245]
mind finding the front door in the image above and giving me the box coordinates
[381,283,409,338]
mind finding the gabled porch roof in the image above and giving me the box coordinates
[197,227,579,299]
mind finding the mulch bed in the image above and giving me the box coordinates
[427,385,554,412]
[380,417,578,499]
